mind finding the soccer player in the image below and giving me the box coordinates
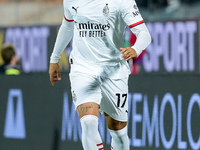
[49,0,151,149]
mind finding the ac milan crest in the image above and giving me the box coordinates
[103,3,109,16]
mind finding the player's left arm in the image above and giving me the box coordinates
[119,0,151,60]
[120,23,151,60]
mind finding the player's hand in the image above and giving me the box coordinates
[120,47,137,60]
[49,63,61,86]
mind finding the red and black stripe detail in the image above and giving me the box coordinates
[64,16,74,22]
[129,20,144,28]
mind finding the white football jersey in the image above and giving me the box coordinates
[64,0,144,78]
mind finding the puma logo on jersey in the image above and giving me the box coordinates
[72,6,79,13]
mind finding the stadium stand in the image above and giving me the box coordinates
[0,0,200,26]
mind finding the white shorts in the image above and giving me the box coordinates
[69,72,129,122]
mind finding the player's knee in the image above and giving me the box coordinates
[109,126,130,150]
[109,126,128,138]
[80,115,99,133]
[106,115,127,130]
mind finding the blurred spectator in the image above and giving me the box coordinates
[136,0,167,10]
[151,0,168,9]
[166,0,181,13]
[0,43,20,75]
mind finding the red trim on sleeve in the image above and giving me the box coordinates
[64,16,74,22]
[97,143,103,146]
[129,20,144,28]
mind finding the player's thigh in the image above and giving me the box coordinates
[100,77,129,122]
[77,102,99,118]
[69,72,102,117]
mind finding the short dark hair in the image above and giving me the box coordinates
[1,44,16,64]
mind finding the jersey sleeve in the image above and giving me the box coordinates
[63,0,74,22]
[119,0,144,28]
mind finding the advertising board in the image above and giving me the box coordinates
[0,74,199,150]
[0,19,199,74]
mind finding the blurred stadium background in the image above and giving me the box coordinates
[0,0,200,150]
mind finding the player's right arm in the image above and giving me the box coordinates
[49,1,74,86]
[49,18,74,86]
